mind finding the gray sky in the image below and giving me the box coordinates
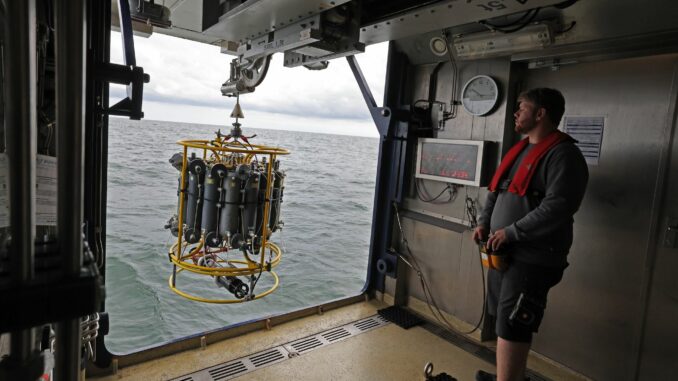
[110,31,388,137]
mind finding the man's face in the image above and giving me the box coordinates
[513,100,539,134]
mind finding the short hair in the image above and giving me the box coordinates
[518,88,565,126]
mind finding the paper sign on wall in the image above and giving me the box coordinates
[36,154,57,226]
[563,116,605,165]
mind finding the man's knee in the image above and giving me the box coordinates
[491,262,564,342]
[495,292,546,342]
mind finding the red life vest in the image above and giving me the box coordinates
[488,130,574,196]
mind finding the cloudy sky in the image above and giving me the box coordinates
[110,31,388,137]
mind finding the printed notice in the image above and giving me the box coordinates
[563,116,605,165]
[0,154,9,228]
[37,154,57,226]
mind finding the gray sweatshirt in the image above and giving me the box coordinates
[477,141,589,267]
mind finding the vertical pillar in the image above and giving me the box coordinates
[54,0,87,378]
[4,0,38,366]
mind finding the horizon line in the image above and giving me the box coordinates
[109,116,381,139]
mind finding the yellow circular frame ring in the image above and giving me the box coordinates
[168,268,280,304]
[177,139,291,156]
[168,242,282,277]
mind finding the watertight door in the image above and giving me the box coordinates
[637,61,678,380]
[521,53,678,380]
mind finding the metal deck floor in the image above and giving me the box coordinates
[229,318,495,381]
[90,299,586,381]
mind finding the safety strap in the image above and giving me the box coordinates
[488,130,574,196]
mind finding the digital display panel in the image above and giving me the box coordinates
[419,142,478,181]
[415,139,488,186]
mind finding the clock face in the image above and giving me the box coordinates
[461,75,499,116]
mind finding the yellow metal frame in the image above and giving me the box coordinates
[168,269,280,304]
[169,137,290,304]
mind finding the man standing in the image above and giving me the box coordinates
[472,88,588,381]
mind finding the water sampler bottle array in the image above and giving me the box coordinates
[164,101,290,303]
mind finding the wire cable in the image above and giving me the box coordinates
[465,196,478,229]
[392,202,487,336]
[415,179,455,204]
[441,32,459,120]
[393,203,455,330]
[480,8,534,29]
[554,0,579,9]
[559,21,577,34]
[479,8,541,34]
[460,244,487,335]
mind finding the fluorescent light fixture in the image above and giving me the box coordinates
[454,23,552,60]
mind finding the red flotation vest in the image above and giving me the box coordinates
[488,130,575,196]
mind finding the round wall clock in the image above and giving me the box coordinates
[461,75,499,116]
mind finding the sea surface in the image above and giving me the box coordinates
[105,118,378,354]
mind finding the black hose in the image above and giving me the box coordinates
[480,8,541,34]
[480,8,534,29]
[554,0,579,10]
[479,0,578,34]
[559,21,577,34]
[415,179,453,203]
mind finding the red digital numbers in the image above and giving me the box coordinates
[438,169,469,179]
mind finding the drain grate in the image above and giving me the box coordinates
[354,318,380,331]
[283,315,389,356]
[250,348,286,367]
[322,328,351,342]
[208,361,248,380]
[289,336,323,353]
[171,315,389,381]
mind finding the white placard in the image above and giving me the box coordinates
[36,154,57,226]
[0,154,9,228]
[563,116,605,165]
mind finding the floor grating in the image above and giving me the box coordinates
[171,315,390,381]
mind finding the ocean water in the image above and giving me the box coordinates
[105,118,378,354]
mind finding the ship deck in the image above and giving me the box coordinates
[90,298,588,381]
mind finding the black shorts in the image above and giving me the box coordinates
[487,261,566,343]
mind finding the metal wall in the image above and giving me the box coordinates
[523,54,678,380]
[387,37,678,379]
[636,60,678,380]
[391,52,514,326]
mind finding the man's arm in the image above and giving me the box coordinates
[504,144,589,243]
[473,190,498,243]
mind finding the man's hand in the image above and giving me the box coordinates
[487,228,509,251]
[472,226,488,244]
